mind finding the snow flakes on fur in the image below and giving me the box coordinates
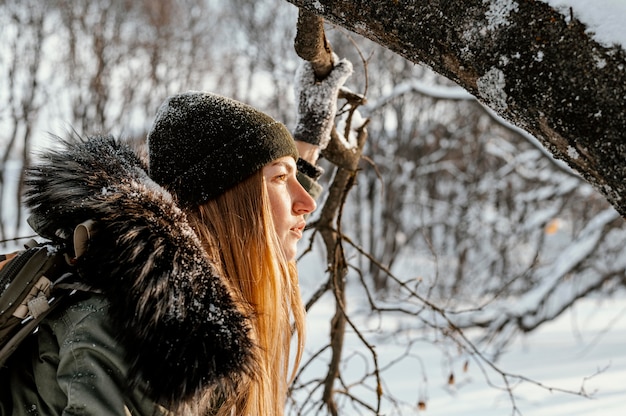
[24,135,254,405]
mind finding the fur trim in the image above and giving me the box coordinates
[24,135,254,405]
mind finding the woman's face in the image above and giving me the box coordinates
[263,156,316,261]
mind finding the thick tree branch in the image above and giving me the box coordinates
[286,0,626,218]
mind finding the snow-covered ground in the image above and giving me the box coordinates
[292,241,626,416]
[301,293,626,415]
[406,297,624,415]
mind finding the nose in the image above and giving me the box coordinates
[293,182,317,215]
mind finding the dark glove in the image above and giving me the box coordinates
[293,55,353,150]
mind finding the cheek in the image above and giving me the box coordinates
[267,188,291,225]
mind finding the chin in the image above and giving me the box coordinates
[282,246,297,262]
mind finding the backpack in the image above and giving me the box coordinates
[0,240,76,366]
[0,220,95,367]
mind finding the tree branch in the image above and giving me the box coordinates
[294,11,370,413]
[294,9,334,79]
[285,0,626,218]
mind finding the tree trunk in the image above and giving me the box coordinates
[285,0,626,218]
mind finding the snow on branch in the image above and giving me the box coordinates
[450,208,623,349]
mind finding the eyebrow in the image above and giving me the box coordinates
[270,159,296,173]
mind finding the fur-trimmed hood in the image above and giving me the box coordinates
[23,135,254,405]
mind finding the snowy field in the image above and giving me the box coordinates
[296,245,626,415]
[301,293,626,415]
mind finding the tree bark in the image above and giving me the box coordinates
[294,10,334,78]
[285,0,626,218]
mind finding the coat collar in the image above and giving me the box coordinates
[24,135,254,405]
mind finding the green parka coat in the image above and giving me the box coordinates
[1,294,165,415]
[0,136,258,415]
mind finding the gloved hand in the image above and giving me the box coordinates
[293,54,353,150]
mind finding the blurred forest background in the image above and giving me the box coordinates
[1,0,625,414]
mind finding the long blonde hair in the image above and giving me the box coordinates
[186,170,306,415]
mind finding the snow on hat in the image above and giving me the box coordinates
[148,91,298,206]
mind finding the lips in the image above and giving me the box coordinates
[291,221,306,239]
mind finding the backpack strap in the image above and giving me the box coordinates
[12,275,52,320]
[0,221,99,367]
[0,290,70,365]
[53,272,101,294]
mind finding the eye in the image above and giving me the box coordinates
[274,173,288,182]
[262,158,296,184]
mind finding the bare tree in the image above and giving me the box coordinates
[1,0,230,242]
[0,0,46,242]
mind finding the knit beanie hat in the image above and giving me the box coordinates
[148,91,299,206]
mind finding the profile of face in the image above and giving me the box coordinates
[263,156,316,261]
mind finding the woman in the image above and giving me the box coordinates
[0,59,352,415]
